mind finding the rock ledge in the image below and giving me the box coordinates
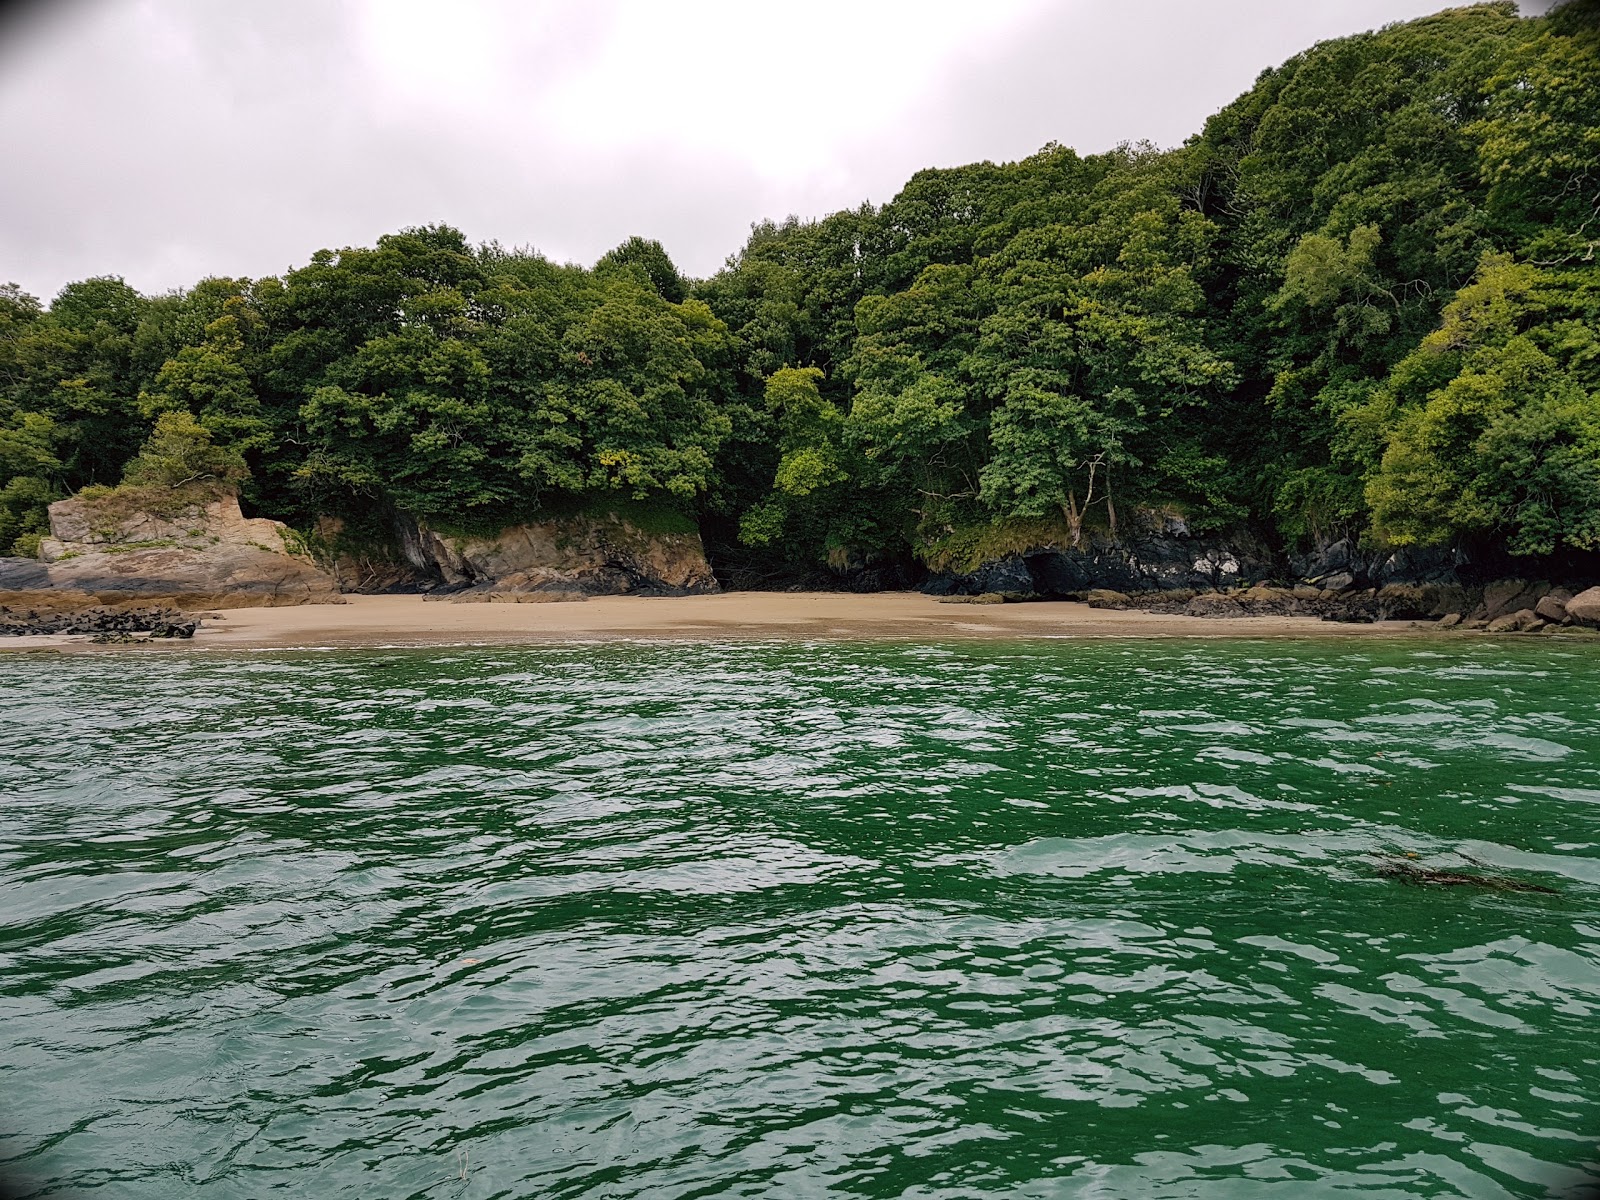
[0,489,340,607]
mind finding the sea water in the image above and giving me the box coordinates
[0,639,1597,1197]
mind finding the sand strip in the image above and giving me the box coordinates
[0,591,1453,652]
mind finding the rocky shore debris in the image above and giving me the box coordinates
[1372,852,1558,895]
[1078,578,1600,632]
[1083,584,1407,623]
[914,519,1600,633]
[0,604,199,640]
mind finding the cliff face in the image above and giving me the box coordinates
[919,513,1279,599]
[392,510,719,598]
[0,490,340,607]
[917,509,1600,630]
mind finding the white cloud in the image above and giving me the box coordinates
[0,0,1519,301]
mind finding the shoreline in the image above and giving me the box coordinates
[0,591,1473,652]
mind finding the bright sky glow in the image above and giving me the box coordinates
[0,0,1551,301]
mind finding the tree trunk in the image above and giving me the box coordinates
[1105,465,1118,541]
[1064,489,1082,549]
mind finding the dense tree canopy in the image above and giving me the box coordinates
[1,1,1594,575]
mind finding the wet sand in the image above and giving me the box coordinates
[2,591,1442,652]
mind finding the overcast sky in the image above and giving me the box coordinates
[0,0,1554,303]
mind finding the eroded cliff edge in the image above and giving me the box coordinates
[0,488,722,610]
[382,508,720,599]
[0,489,339,608]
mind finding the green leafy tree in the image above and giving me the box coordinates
[1361,255,1600,555]
[122,410,249,491]
[0,411,61,554]
[139,314,269,454]
[738,366,853,551]
[970,163,1234,544]
[1473,0,1600,261]
[596,237,690,303]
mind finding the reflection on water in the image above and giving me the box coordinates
[0,639,1598,1197]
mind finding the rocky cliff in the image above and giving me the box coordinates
[0,489,340,607]
[391,509,719,598]
[917,511,1600,631]
[920,514,1277,599]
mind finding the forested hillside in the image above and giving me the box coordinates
[2,1,1596,582]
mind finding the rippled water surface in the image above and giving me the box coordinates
[3,639,1600,1198]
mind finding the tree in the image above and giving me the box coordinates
[139,315,269,454]
[596,237,689,303]
[1361,255,1600,555]
[969,164,1233,544]
[738,366,846,547]
[122,410,249,491]
[0,411,60,554]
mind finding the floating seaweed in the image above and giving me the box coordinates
[1371,852,1559,895]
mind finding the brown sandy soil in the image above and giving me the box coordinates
[1,591,1446,652]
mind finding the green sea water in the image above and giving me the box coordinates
[1,638,1598,1198]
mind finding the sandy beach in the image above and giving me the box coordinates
[0,591,1449,652]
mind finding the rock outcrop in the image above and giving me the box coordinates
[394,509,719,598]
[0,489,340,608]
[921,516,1277,600]
[1565,586,1600,627]
[917,510,1600,630]
[0,603,198,639]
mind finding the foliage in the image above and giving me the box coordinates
[1359,255,1600,555]
[122,410,250,490]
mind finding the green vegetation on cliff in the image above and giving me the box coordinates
[1,2,1595,573]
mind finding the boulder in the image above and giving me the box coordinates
[398,508,718,597]
[1565,586,1600,627]
[1375,582,1471,620]
[1320,571,1356,593]
[1185,593,1246,618]
[1486,608,1544,633]
[1233,586,1297,615]
[1084,588,1132,609]
[1438,613,1463,628]
[1,490,339,607]
[1482,579,1547,621]
[1321,595,1379,623]
[1535,588,1573,624]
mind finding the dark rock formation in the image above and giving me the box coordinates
[0,604,198,639]
[922,522,1276,600]
[967,555,1036,598]
[917,511,1600,631]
